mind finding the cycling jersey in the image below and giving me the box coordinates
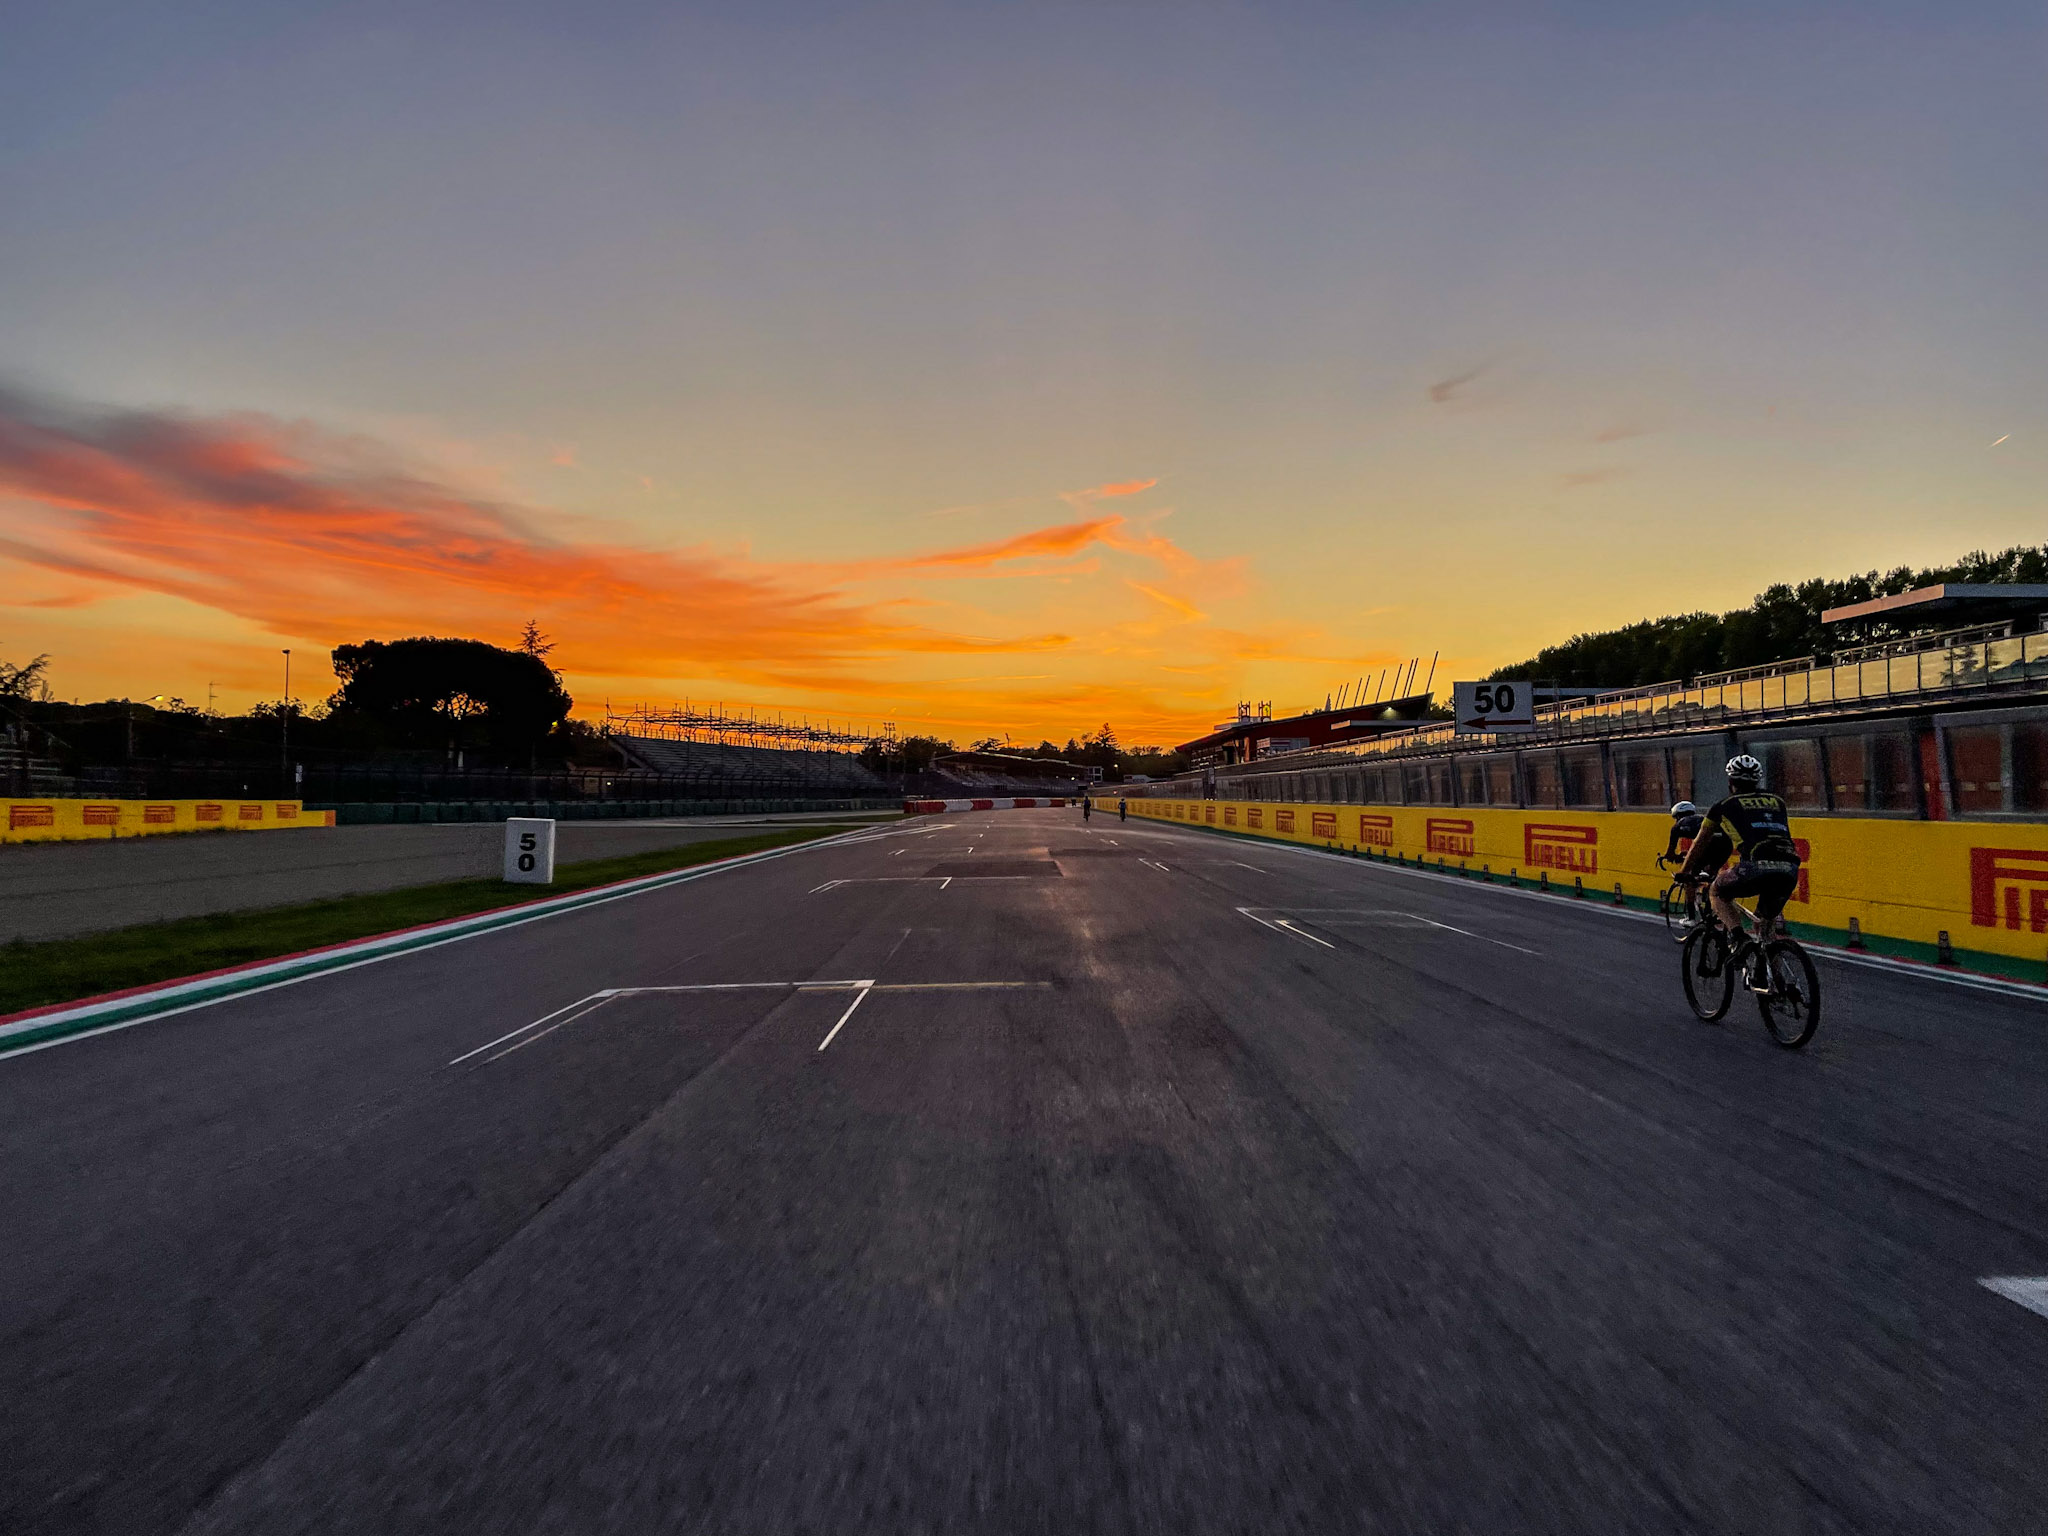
[1701,791,1798,863]
[1663,812,1705,863]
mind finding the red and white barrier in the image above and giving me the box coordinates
[903,797,1069,814]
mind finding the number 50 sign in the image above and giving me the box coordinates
[1453,681,1536,735]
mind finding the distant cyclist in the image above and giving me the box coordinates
[1657,800,1729,876]
[1678,755,1801,945]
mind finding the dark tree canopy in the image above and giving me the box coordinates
[1490,543,2048,691]
[329,637,572,753]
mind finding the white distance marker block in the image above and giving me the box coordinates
[504,818,557,884]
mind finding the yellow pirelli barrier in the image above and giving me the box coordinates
[1127,796,2048,981]
[0,798,335,844]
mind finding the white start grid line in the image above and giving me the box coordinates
[451,979,1055,1063]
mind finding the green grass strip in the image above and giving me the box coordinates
[0,827,854,1018]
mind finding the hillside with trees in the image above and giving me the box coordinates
[1488,544,2048,691]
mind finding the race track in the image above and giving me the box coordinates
[4,807,2045,1533]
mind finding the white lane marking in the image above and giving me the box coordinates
[452,980,873,1064]
[1233,862,1270,873]
[1273,918,1337,949]
[1400,913,1541,956]
[817,982,875,1051]
[449,991,614,1064]
[1980,1276,2048,1322]
[483,996,617,1063]
[1141,858,1172,872]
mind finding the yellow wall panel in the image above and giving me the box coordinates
[0,799,335,844]
[1125,797,2048,971]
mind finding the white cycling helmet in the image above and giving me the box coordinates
[1725,753,1763,787]
[1670,800,1696,818]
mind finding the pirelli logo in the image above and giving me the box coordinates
[275,803,297,820]
[1311,811,1337,839]
[9,804,55,830]
[1205,804,1216,824]
[1275,809,1295,833]
[1524,822,1598,875]
[1426,817,1475,857]
[1358,813,1394,848]
[238,803,263,822]
[83,804,121,826]
[196,803,224,823]
[144,804,177,824]
[1971,847,2048,932]
[1223,807,1237,826]
[1791,837,1811,903]
[1246,807,1264,829]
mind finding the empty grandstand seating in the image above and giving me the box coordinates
[612,735,890,796]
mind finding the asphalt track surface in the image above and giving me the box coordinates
[4,808,2046,1534]
[0,811,894,942]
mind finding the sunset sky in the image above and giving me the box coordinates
[2,2,2041,744]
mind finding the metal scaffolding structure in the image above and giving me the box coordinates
[601,700,875,753]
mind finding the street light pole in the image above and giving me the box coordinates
[281,649,291,792]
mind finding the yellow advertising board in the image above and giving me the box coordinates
[0,798,334,844]
[1126,796,2048,977]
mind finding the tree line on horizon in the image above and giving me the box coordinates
[5,628,1189,780]
[1487,543,2048,691]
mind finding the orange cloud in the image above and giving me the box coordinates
[0,392,1336,742]
[0,388,1076,686]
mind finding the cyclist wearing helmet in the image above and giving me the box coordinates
[1678,755,1801,939]
[1658,800,1705,869]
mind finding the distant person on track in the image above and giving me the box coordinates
[1657,800,1729,878]
[1082,796,1091,822]
[1117,796,1127,822]
[1678,755,1801,943]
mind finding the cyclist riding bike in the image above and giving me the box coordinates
[1677,755,1801,943]
[1657,800,1703,869]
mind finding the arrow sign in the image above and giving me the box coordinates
[1453,681,1536,735]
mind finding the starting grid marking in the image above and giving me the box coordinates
[450,979,1056,1064]
[1236,906,1541,956]
[1980,1276,2048,1323]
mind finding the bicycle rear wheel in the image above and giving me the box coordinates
[1756,939,1821,1049]
[1681,926,1734,1021]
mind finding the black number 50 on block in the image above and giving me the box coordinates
[1453,680,1536,735]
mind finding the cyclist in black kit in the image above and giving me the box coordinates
[1658,801,1703,867]
[1677,755,1801,940]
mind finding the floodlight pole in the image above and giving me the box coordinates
[281,649,291,790]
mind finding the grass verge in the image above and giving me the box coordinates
[0,826,853,1018]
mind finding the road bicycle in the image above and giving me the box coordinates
[1659,866,1709,943]
[1679,901,1822,1049]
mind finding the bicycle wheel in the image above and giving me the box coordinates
[1681,925,1734,1021]
[1661,883,1693,941]
[1756,938,1821,1049]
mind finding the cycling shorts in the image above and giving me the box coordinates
[1714,858,1801,923]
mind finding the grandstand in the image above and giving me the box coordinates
[610,734,891,798]
[1138,617,2048,820]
